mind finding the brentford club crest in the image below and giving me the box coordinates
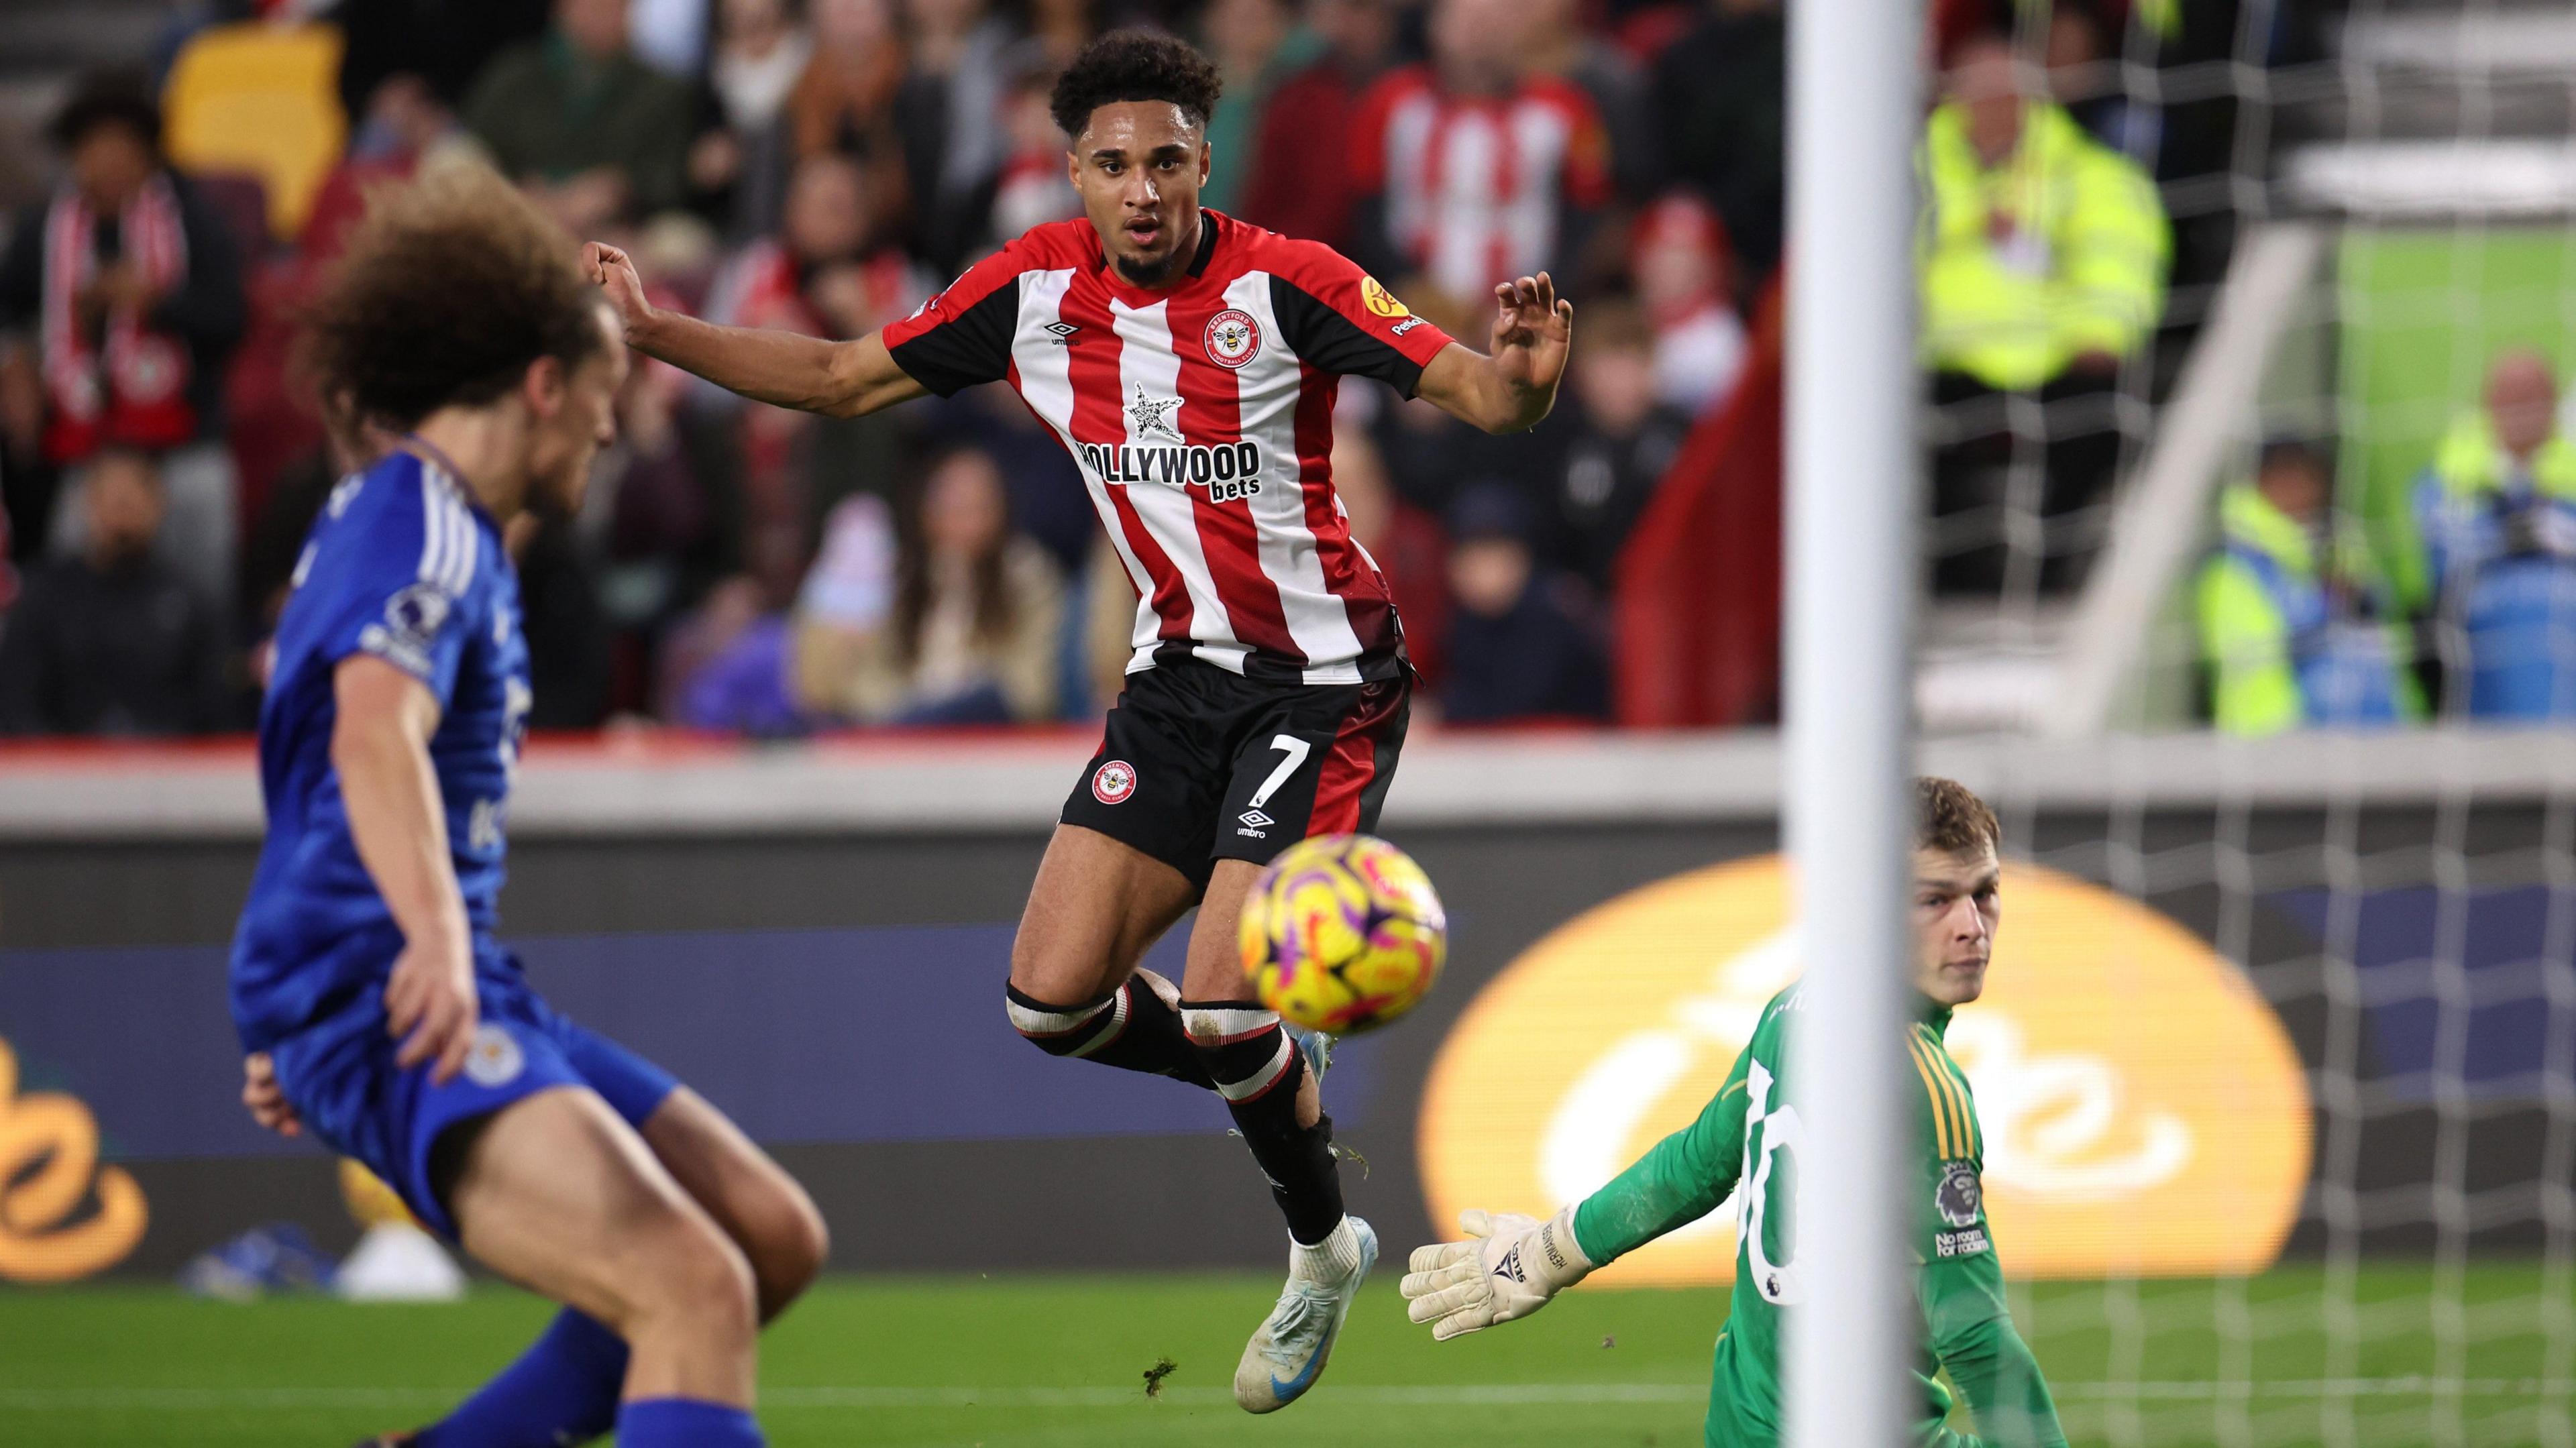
[1204,309,1261,369]
[1091,759,1138,805]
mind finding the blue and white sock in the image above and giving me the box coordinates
[415,1308,627,1447]
[615,1397,765,1447]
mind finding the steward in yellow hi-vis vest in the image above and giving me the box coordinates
[2410,350,2576,718]
[2198,441,2420,735]
[1918,94,2168,392]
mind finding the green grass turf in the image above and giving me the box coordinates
[1,1263,2566,1447]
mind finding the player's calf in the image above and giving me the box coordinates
[1006,968,1214,1089]
[1180,1002,1346,1245]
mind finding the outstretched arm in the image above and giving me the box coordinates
[585,241,927,421]
[1414,272,1575,435]
[1401,1045,1752,1339]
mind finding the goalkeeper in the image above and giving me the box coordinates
[1400,777,2068,1448]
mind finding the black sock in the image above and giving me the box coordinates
[1008,977,1215,1090]
[1181,1002,1345,1245]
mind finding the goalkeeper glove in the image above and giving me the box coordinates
[1399,1205,1594,1341]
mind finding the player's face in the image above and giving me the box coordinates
[1911,844,2000,1007]
[526,314,629,518]
[1067,101,1211,286]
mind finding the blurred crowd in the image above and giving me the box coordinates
[0,0,2304,739]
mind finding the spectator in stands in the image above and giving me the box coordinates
[1348,0,1612,310]
[0,74,246,610]
[788,0,907,166]
[1331,422,1448,686]
[1239,0,1400,250]
[662,528,813,734]
[1631,193,1746,416]
[981,58,1085,249]
[0,446,231,736]
[894,0,1016,270]
[1022,0,1102,72]
[2199,439,2417,735]
[710,0,817,139]
[1525,0,1659,203]
[1541,297,1690,594]
[2413,348,2576,718]
[461,0,698,228]
[695,150,921,566]
[1652,0,1783,281]
[796,444,1064,724]
[514,513,617,729]
[1199,0,1313,217]
[335,0,550,122]
[686,0,816,236]
[1440,484,1609,724]
[1920,32,2167,596]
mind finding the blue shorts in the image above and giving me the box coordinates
[268,945,679,1241]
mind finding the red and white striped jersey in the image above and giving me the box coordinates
[882,210,1456,685]
[1350,68,1612,301]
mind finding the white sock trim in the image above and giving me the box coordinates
[1291,1217,1362,1280]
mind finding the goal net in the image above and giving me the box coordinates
[1921,3,2576,1445]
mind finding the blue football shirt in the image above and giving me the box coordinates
[229,451,532,1052]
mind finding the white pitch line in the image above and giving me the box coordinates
[0,1380,2566,1412]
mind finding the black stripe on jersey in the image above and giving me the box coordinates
[887,279,1020,397]
[1145,638,1407,684]
[1269,274,1431,398]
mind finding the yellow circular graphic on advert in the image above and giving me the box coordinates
[1360,276,1410,319]
[1419,856,2310,1283]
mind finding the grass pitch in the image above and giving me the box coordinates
[1,1263,2564,1447]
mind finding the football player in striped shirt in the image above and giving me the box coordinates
[588,27,1573,1412]
[1401,779,2070,1448]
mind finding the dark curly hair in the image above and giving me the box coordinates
[302,164,606,429]
[50,69,162,154]
[1049,29,1224,138]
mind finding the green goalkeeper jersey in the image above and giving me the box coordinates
[1570,984,2068,1448]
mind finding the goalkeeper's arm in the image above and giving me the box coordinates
[1401,1049,1752,1339]
[1922,1256,2070,1448]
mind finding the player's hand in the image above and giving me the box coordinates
[584,241,655,344]
[1489,272,1574,394]
[385,930,478,1084]
[1400,1205,1593,1341]
[241,1053,301,1137]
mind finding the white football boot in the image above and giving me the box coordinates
[1232,1214,1378,1412]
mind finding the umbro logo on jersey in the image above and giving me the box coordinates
[1236,808,1273,839]
[1044,321,1079,345]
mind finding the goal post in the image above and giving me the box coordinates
[1781,0,1925,1443]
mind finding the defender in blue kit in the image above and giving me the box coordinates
[229,167,821,1448]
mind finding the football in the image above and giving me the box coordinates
[1238,833,1448,1034]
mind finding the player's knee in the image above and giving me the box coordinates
[639,1209,758,1343]
[1179,1003,1298,1103]
[745,1184,829,1319]
[1006,982,1132,1060]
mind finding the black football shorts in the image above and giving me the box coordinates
[1061,657,1411,893]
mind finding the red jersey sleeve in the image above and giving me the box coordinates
[881,240,1028,396]
[1267,242,1456,397]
